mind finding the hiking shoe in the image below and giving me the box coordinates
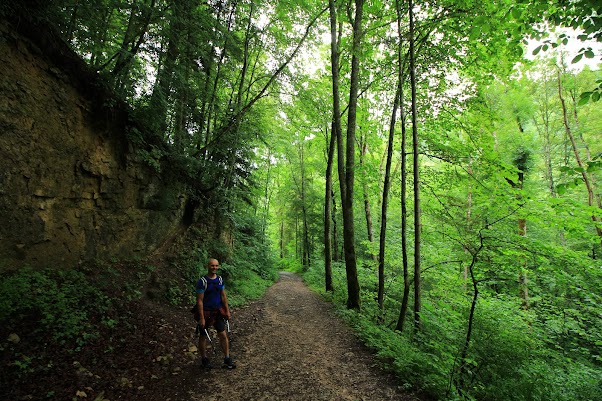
[201,357,213,369]
[223,356,236,369]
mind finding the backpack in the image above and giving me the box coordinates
[190,275,224,321]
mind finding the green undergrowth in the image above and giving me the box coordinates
[0,237,278,393]
[0,260,156,351]
[303,260,602,401]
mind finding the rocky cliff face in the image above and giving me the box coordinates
[0,19,187,268]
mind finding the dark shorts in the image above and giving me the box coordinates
[200,309,226,333]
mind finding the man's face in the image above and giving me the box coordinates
[208,260,220,274]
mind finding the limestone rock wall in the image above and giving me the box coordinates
[0,20,187,268]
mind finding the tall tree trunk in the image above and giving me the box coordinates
[408,0,421,329]
[325,0,342,291]
[300,142,311,268]
[464,160,473,290]
[394,0,410,333]
[518,174,528,310]
[360,135,378,269]
[332,189,340,262]
[454,232,484,396]
[339,0,364,310]
[512,119,530,309]
[280,221,284,259]
[566,68,602,215]
[329,0,362,307]
[557,69,602,244]
[325,124,336,292]
[378,85,400,313]
[261,150,273,242]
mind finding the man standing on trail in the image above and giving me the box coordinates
[195,258,236,369]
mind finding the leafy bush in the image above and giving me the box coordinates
[0,267,110,344]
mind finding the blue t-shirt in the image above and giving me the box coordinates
[196,275,224,310]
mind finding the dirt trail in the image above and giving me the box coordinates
[162,272,418,401]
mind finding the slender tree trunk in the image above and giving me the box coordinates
[332,189,340,262]
[455,233,484,396]
[557,69,602,244]
[513,118,530,309]
[280,221,284,259]
[328,0,354,296]
[295,216,300,260]
[394,0,410,333]
[378,85,400,313]
[518,198,528,309]
[261,150,273,242]
[567,70,602,213]
[325,124,336,292]
[540,107,556,197]
[409,0,421,329]
[359,135,378,268]
[300,142,311,268]
[464,160,473,290]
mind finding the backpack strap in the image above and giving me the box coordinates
[200,276,208,292]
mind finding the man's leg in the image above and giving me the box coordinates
[217,330,229,357]
[199,334,207,358]
[198,330,212,368]
[217,330,236,369]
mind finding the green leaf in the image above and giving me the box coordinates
[559,166,574,173]
[592,91,600,102]
[470,26,480,40]
[532,45,542,56]
[515,46,524,57]
[587,161,602,172]
[571,53,583,64]
[584,50,594,59]
[511,7,522,20]
[556,183,567,195]
[578,92,591,105]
